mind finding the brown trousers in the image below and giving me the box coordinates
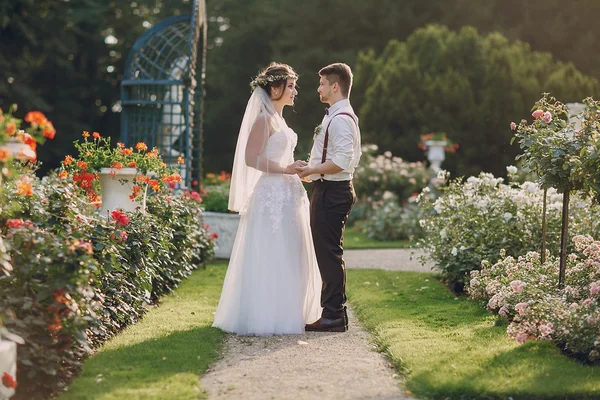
[309,179,356,321]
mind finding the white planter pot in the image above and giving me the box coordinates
[425,140,447,172]
[98,168,147,217]
[203,211,240,259]
[0,340,16,399]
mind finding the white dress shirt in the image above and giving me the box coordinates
[308,99,362,181]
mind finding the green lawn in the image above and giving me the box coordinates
[344,225,411,249]
[347,269,600,400]
[60,264,227,400]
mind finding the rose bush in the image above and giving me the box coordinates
[417,168,600,291]
[468,235,600,364]
[0,164,215,399]
[350,144,429,228]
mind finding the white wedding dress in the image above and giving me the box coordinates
[212,120,322,336]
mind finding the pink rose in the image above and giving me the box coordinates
[510,280,526,293]
[543,111,552,123]
[515,302,529,315]
[539,322,553,337]
[516,332,528,344]
[532,109,545,119]
[590,281,600,296]
[510,122,517,131]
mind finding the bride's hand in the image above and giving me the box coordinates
[284,160,308,174]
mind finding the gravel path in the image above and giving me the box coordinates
[202,249,433,399]
[200,308,413,400]
[344,248,437,273]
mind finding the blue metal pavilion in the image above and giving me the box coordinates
[120,0,207,187]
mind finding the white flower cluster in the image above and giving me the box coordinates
[250,74,297,91]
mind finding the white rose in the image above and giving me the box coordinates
[451,247,458,256]
[506,165,518,174]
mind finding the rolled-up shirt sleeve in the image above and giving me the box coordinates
[329,116,356,170]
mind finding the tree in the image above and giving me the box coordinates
[356,25,599,177]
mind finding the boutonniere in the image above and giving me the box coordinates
[313,124,322,140]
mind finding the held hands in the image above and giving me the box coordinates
[297,165,313,180]
[285,160,308,175]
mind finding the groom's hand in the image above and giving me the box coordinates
[297,166,313,179]
[285,160,308,174]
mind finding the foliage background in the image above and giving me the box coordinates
[1,0,600,177]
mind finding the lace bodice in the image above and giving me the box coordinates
[249,126,307,231]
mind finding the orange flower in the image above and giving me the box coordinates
[63,155,74,165]
[5,122,16,135]
[162,173,183,185]
[121,148,133,156]
[111,161,123,170]
[146,148,159,159]
[58,170,68,179]
[88,192,102,207]
[136,175,149,183]
[0,147,9,162]
[129,185,143,200]
[128,161,137,168]
[117,142,125,149]
[92,131,101,139]
[77,161,88,171]
[43,123,56,139]
[24,111,48,125]
[135,142,148,152]
[82,130,90,138]
[16,180,33,196]
[109,170,117,177]
[177,156,184,164]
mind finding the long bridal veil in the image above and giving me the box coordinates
[228,87,285,213]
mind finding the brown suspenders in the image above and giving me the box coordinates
[321,112,358,178]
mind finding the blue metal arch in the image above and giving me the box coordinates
[120,0,206,188]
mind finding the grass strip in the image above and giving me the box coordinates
[344,226,411,249]
[60,264,227,400]
[347,269,600,400]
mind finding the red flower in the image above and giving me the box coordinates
[111,210,130,226]
[6,218,24,229]
[2,372,17,389]
[189,191,202,202]
[210,233,219,241]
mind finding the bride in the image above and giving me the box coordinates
[212,62,322,335]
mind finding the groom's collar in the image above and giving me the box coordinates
[327,99,350,116]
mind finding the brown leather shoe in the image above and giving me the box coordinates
[305,317,348,332]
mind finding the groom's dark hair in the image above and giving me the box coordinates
[319,63,353,97]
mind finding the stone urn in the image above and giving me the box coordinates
[98,168,147,217]
[202,211,240,259]
[425,140,447,173]
[0,340,17,399]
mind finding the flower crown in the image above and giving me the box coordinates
[250,73,297,91]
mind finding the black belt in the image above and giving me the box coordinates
[313,179,352,187]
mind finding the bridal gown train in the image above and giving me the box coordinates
[212,123,322,336]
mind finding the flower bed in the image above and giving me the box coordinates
[0,144,214,399]
[468,235,600,364]
[417,169,600,291]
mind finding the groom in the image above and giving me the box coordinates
[299,63,362,332]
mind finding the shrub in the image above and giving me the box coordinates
[417,169,600,291]
[361,192,425,241]
[468,235,600,364]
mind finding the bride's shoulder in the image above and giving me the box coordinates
[252,112,280,135]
